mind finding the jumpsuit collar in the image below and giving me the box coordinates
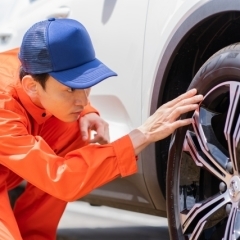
[15,86,52,125]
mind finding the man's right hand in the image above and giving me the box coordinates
[129,88,203,155]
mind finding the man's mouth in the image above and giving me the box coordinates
[71,110,83,114]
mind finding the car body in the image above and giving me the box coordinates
[2,0,240,239]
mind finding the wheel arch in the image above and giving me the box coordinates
[142,0,240,211]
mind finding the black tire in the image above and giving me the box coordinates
[167,43,240,240]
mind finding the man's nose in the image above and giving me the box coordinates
[74,90,88,106]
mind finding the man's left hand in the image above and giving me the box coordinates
[80,113,110,144]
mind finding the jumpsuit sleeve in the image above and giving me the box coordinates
[0,108,137,202]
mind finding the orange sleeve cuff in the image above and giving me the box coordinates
[111,135,138,177]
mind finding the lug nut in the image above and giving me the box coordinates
[226,203,232,215]
[226,162,233,174]
[219,182,226,193]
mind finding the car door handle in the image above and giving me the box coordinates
[47,6,70,19]
[0,30,13,44]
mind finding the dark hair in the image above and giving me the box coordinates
[19,67,49,89]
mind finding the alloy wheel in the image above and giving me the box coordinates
[178,81,240,239]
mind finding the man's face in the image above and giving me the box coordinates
[36,76,90,122]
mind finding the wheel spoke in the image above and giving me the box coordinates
[189,220,206,240]
[194,106,230,172]
[222,205,240,240]
[183,130,230,182]
[233,210,240,239]
[233,114,240,172]
[224,82,240,173]
[181,191,230,233]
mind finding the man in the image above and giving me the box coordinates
[0,18,203,240]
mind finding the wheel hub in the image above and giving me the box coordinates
[229,176,240,201]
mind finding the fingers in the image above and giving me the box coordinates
[89,134,109,144]
[162,90,203,122]
[80,113,110,144]
[170,118,194,130]
[89,126,110,144]
[158,118,194,140]
[80,118,89,141]
[165,88,202,107]
[175,94,203,108]
[169,103,199,121]
[89,122,110,144]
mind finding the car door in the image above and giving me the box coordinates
[68,0,155,210]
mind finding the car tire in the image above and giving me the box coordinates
[167,42,240,240]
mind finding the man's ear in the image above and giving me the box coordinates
[21,75,38,97]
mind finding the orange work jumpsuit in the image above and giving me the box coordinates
[0,49,137,240]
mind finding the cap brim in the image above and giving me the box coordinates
[49,58,117,89]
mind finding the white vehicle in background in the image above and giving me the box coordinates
[2,1,240,239]
[0,0,34,44]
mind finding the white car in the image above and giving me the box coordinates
[2,1,240,239]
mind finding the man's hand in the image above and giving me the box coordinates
[130,89,203,155]
[80,113,110,144]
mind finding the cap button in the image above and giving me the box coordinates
[48,18,55,21]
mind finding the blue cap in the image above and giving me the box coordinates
[19,18,117,89]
